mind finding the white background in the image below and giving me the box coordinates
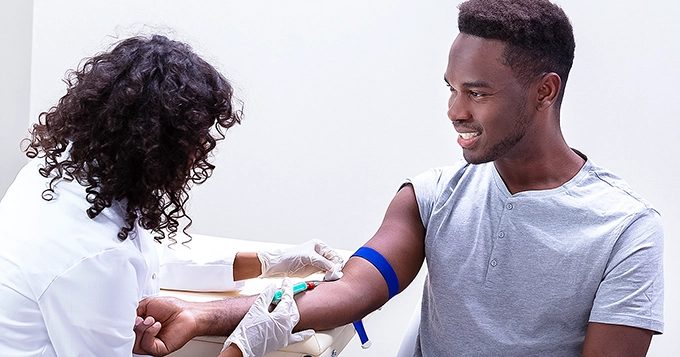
[1,0,678,355]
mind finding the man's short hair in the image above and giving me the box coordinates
[458,0,575,106]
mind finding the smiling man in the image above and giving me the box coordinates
[135,1,664,356]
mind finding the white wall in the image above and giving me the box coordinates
[0,0,32,196]
[21,0,680,355]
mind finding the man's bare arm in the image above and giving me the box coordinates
[294,184,426,331]
[135,295,257,356]
[582,322,653,357]
[134,184,425,353]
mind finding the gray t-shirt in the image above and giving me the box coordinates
[406,158,664,357]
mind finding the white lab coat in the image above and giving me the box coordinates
[0,158,240,357]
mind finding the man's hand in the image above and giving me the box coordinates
[134,297,200,356]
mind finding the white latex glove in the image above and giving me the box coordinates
[223,279,315,357]
[258,239,344,279]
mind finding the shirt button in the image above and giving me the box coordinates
[490,259,497,267]
[152,273,157,280]
[506,203,513,210]
[498,231,505,238]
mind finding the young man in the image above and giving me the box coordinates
[135,1,664,356]
[0,34,341,357]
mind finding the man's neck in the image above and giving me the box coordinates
[493,143,586,195]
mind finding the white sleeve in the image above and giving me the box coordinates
[157,240,244,292]
[38,248,147,357]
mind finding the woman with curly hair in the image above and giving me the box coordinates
[0,35,341,357]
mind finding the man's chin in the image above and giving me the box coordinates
[462,153,489,165]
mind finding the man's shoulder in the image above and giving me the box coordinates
[404,161,496,209]
[577,160,657,214]
[413,160,491,185]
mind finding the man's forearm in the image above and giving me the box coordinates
[194,295,259,336]
[137,294,258,340]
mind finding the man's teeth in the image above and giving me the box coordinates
[460,132,479,139]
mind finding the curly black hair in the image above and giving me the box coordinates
[24,34,242,242]
[458,0,575,107]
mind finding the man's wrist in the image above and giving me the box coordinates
[192,296,258,336]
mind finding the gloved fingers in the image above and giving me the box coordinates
[290,329,316,344]
[253,282,278,310]
[258,240,344,279]
[324,266,344,281]
[275,278,296,307]
[312,239,344,265]
[310,239,344,280]
[305,254,336,273]
[280,277,294,291]
[271,278,301,325]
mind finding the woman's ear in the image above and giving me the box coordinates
[535,72,561,111]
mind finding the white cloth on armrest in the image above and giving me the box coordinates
[157,239,244,292]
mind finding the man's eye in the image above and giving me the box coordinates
[446,84,455,92]
[470,91,483,97]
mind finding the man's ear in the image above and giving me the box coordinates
[535,72,561,111]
